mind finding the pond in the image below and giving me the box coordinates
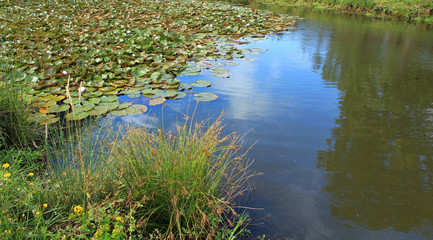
[111,3,433,239]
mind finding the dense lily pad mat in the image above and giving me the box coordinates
[0,0,297,123]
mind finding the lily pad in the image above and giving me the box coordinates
[89,98,101,105]
[100,101,120,111]
[131,104,148,114]
[66,111,89,121]
[88,106,110,116]
[182,67,201,76]
[100,95,118,103]
[175,92,187,99]
[149,97,166,106]
[210,67,231,78]
[179,83,192,91]
[48,104,70,113]
[191,80,212,88]
[224,61,239,66]
[242,58,257,62]
[110,107,135,116]
[194,92,218,102]
[39,115,60,125]
[119,102,132,110]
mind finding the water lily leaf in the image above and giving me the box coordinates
[191,80,212,88]
[39,115,60,125]
[131,104,148,114]
[224,61,239,66]
[104,89,120,95]
[36,100,57,108]
[63,97,84,105]
[165,90,178,99]
[182,67,201,76]
[110,108,135,116]
[100,87,116,92]
[210,67,231,78]
[179,83,192,91]
[141,88,163,97]
[100,95,118,102]
[119,102,132,110]
[89,106,110,116]
[39,95,65,102]
[135,67,149,77]
[194,92,218,102]
[89,98,101,105]
[242,58,256,62]
[149,97,166,106]
[66,111,89,121]
[100,101,120,111]
[74,102,94,113]
[48,104,70,113]
[253,48,268,52]
[175,92,187,99]
[128,92,141,98]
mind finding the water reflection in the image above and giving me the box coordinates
[298,5,433,237]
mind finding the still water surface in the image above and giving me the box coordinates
[116,3,433,239]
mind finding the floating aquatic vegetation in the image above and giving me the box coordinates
[194,92,219,102]
[0,0,297,123]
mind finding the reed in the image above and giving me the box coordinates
[38,114,254,239]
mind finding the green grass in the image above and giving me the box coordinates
[0,75,44,150]
[0,113,254,239]
[245,0,433,24]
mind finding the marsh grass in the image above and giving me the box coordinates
[37,113,254,239]
[0,75,43,150]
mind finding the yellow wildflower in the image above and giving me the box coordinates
[36,212,40,215]
[29,182,33,186]
[73,205,84,215]
[28,172,34,176]
[4,229,10,233]
[43,204,48,208]
[115,216,122,221]
[2,163,9,169]
[2,173,10,178]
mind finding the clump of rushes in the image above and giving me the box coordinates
[0,75,43,150]
[41,114,254,239]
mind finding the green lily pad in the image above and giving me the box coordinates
[165,90,178,99]
[179,83,192,91]
[194,92,218,102]
[141,88,163,97]
[131,104,148,114]
[182,67,201,76]
[128,92,141,98]
[191,80,212,88]
[119,102,132,110]
[100,101,120,111]
[149,97,166,106]
[175,92,187,99]
[48,104,70,113]
[39,115,60,125]
[66,111,89,121]
[88,106,110,116]
[110,107,135,116]
[210,67,231,78]
[100,95,118,102]
[224,61,239,66]
[242,58,257,62]
[89,98,101,105]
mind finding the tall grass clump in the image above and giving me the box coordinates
[42,114,254,239]
[0,72,43,150]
